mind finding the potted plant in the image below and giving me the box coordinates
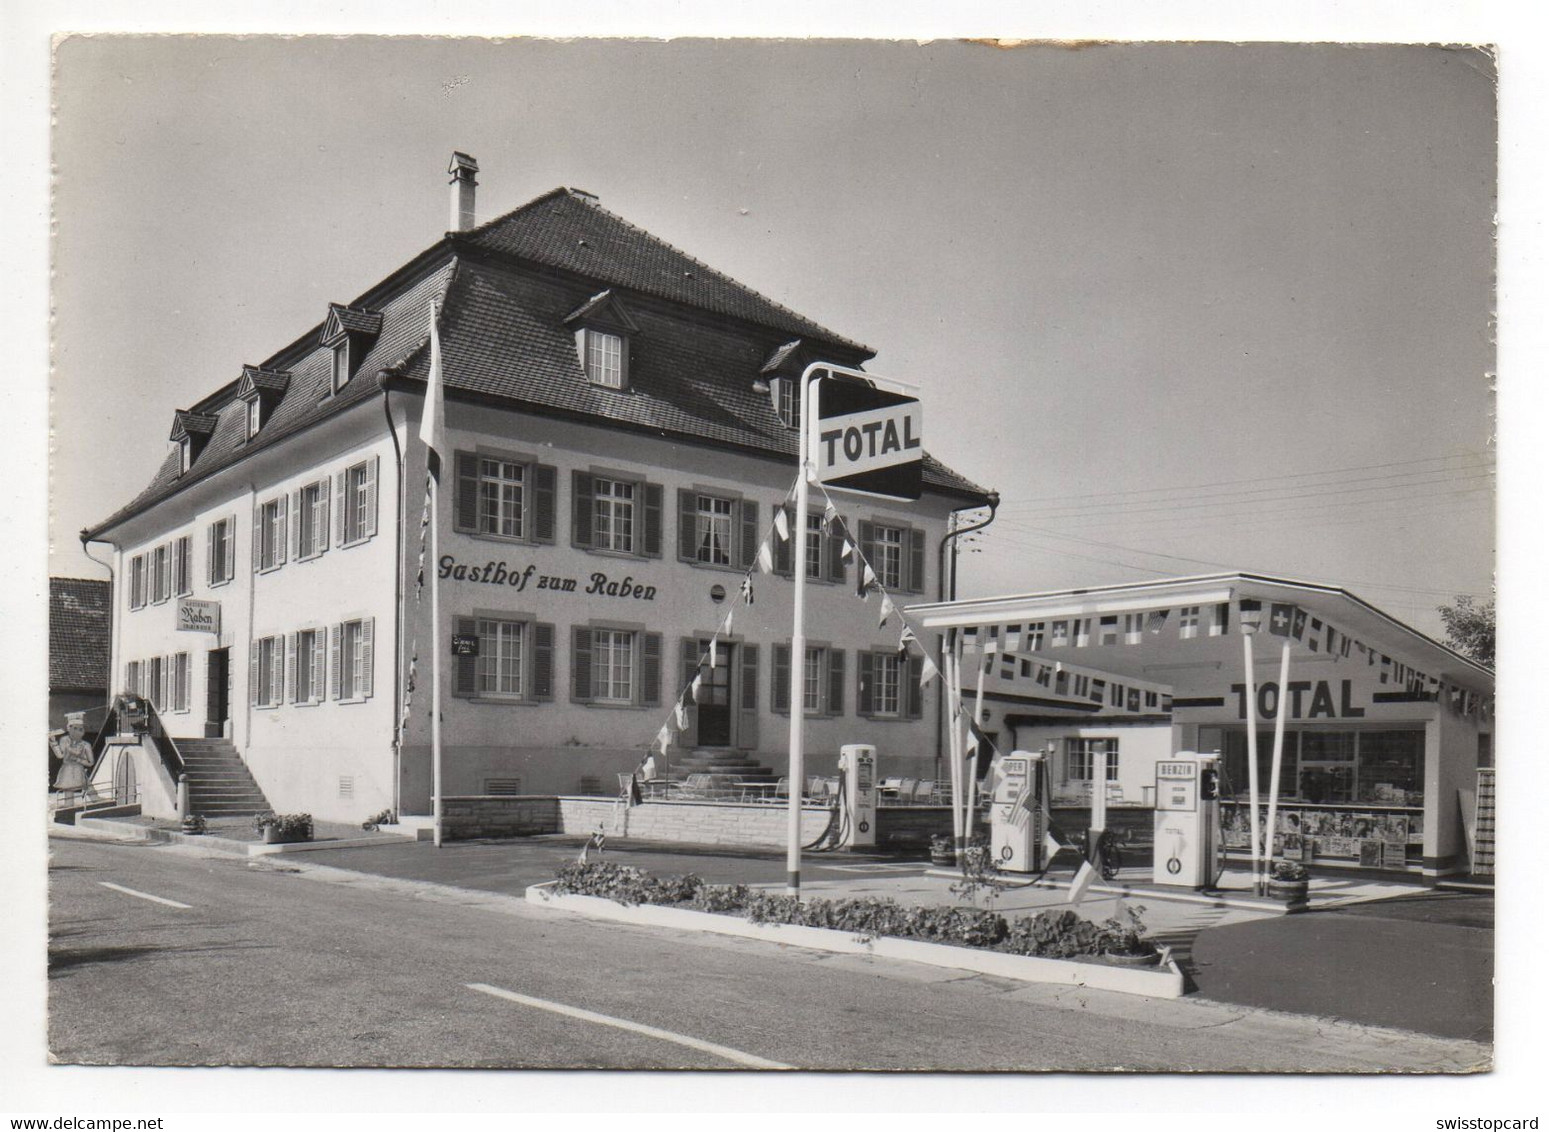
[1094,905,1161,966]
[362,808,396,831]
[929,833,955,868]
[254,811,313,845]
[180,813,207,835]
[1265,859,1310,905]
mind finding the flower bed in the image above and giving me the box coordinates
[550,861,1157,962]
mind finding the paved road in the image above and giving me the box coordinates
[48,833,1487,1072]
[1188,893,1494,1042]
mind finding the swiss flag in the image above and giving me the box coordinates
[1268,603,1296,637]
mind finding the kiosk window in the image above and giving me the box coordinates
[1068,738,1118,782]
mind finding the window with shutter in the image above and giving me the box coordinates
[533,623,554,701]
[772,644,790,714]
[572,472,595,549]
[856,651,875,718]
[773,503,796,575]
[174,536,192,596]
[571,625,593,702]
[827,514,847,583]
[129,555,147,610]
[341,458,379,546]
[739,499,758,569]
[534,465,557,544]
[641,632,662,706]
[827,649,845,717]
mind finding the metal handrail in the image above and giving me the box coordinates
[141,698,186,782]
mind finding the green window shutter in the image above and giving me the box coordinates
[289,489,302,561]
[738,643,759,748]
[333,471,347,546]
[677,489,697,561]
[251,509,262,572]
[329,626,341,701]
[533,622,554,701]
[678,638,700,748]
[316,479,330,555]
[857,651,875,718]
[643,482,663,557]
[571,472,594,549]
[908,527,926,594]
[454,616,478,697]
[455,452,480,532]
[533,464,557,543]
[571,625,593,702]
[286,633,298,704]
[907,654,924,718]
[827,649,845,716]
[205,525,215,586]
[739,498,758,569]
[641,632,662,706]
[276,496,288,566]
[827,516,847,583]
[362,457,380,540]
[249,641,260,708]
[774,504,795,575]
[772,644,790,715]
[857,521,876,591]
[359,618,375,699]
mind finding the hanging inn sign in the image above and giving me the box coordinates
[176,598,221,635]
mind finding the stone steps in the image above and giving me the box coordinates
[172,738,272,817]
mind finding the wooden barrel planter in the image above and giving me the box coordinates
[1266,878,1309,905]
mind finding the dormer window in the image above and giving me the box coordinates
[774,377,800,430]
[331,339,350,395]
[235,365,291,442]
[583,329,624,389]
[169,409,218,473]
[320,303,382,398]
[564,289,637,392]
[761,339,815,431]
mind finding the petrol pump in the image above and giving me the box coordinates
[837,744,877,849]
[988,750,1048,873]
[1152,753,1223,889]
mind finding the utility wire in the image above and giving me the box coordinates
[995,452,1494,509]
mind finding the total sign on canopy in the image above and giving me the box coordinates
[815,378,923,501]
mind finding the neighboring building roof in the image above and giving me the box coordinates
[49,577,111,692]
[86,186,990,539]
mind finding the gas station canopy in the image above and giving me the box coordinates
[905,572,1493,715]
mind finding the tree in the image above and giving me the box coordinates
[1437,595,1494,668]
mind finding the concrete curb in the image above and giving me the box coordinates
[67,819,412,857]
[525,883,1186,999]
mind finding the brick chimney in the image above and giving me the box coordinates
[448,152,479,232]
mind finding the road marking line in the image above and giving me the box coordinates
[463,983,792,1070]
[98,881,192,909]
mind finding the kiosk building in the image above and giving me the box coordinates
[83,156,991,824]
[908,573,1494,877]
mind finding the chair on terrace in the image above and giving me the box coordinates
[897,778,918,804]
[912,780,937,803]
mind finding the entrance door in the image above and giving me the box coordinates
[205,648,230,738]
[696,640,733,747]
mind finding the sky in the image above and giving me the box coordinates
[47,37,1496,640]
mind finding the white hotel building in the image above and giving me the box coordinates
[83,156,992,824]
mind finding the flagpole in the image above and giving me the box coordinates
[947,633,965,862]
[420,300,447,850]
[786,365,821,896]
[966,642,989,845]
[1265,639,1292,879]
[1241,621,1262,894]
[429,471,443,849]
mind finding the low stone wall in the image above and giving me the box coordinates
[441,795,562,840]
[559,797,832,849]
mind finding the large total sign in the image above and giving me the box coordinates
[815,379,923,501]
